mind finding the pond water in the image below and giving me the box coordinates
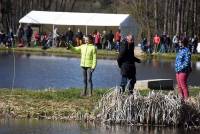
[0,119,199,134]
[0,52,199,89]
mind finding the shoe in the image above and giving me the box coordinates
[87,89,93,97]
[80,89,87,96]
[128,90,133,95]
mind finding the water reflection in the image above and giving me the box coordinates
[0,119,199,134]
[0,52,200,89]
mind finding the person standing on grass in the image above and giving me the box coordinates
[153,34,160,53]
[68,35,97,96]
[117,34,141,94]
[175,37,192,100]
[107,30,114,50]
[25,25,33,47]
[114,29,121,52]
[17,24,24,47]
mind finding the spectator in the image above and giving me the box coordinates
[7,28,14,47]
[41,32,48,47]
[44,32,53,49]
[166,34,171,52]
[53,27,60,47]
[25,25,33,47]
[192,35,198,54]
[0,30,3,45]
[153,34,160,53]
[75,28,83,46]
[117,34,141,94]
[66,27,74,43]
[141,37,147,53]
[101,30,107,49]
[59,34,67,47]
[114,29,121,52]
[0,30,6,46]
[17,24,24,47]
[160,33,167,53]
[34,31,40,47]
[94,31,101,49]
[107,30,114,50]
[172,34,179,53]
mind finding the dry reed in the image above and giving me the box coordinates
[95,87,200,128]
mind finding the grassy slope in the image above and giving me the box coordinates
[1,47,200,60]
[0,88,199,120]
[0,47,118,59]
[0,88,107,119]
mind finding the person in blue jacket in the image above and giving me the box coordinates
[175,37,192,100]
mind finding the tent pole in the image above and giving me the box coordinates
[52,24,55,47]
[86,25,87,35]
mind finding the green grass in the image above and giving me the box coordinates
[0,88,108,119]
[1,46,200,61]
[152,52,200,61]
[0,47,118,59]
[0,87,199,120]
[0,88,107,102]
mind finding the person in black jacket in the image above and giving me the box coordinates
[25,25,33,47]
[117,34,141,94]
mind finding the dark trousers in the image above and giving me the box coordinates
[120,75,136,93]
[82,67,93,95]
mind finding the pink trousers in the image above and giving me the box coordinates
[176,72,189,99]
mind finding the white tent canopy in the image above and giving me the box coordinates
[19,10,137,36]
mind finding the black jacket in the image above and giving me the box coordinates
[117,39,140,77]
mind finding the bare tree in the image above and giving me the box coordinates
[163,0,168,33]
[0,0,3,30]
[176,0,181,35]
[154,0,158,33]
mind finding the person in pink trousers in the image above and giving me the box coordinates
[175,37,192,100]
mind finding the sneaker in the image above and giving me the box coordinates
[128,90,133,95]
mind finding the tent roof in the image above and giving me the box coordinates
[19,11,130,26]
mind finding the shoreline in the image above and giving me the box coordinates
[0,87,200,123]
[0,47,119,60]
[1,46,200,61]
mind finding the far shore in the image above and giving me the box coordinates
[1,46,200,61]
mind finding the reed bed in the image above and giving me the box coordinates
[95,87,200,128]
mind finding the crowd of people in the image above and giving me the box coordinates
[140,32,199,54]
[0,29,14,48]
[0,24,122,51]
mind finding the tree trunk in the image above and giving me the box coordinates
[167,0,172,36]
[184,0,190,35]
[176,0,181,35]
[154,0,158,33]
[0,0,3,30]
[163,0,168,33]
[193,0,197,35]
[172,0,177,35]
[180,0,185,34]
[70,0,77,12]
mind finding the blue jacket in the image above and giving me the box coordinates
[175,47,191,73]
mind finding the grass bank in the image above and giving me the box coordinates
[1,47,200,61]
[0,88,107,120]
[0,47,118,59]
[0,87,199,121]
[151,52,200,61]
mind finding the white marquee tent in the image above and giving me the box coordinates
[19,10,137,36]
